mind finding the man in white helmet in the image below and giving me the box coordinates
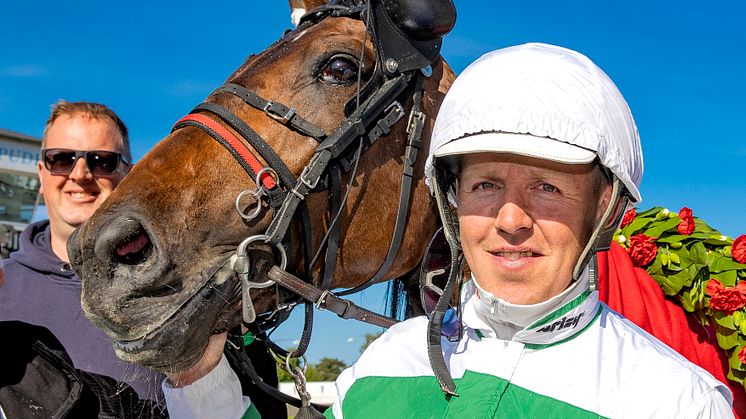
[324,43,733,418]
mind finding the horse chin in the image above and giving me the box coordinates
[105,255,278,372]
[110,263,242,371]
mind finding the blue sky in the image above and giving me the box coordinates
[2,1,745,365]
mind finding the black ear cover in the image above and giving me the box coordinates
[369,0,456,74]
[381,0,456,41]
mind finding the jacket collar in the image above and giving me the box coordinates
[461,268,600,347]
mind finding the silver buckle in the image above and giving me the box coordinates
[315,290,330,309]
[264,101,296,124]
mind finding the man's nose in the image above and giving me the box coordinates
[68,156,93,181]
[494,200,533,235]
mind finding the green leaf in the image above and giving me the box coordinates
[659,251,669,267]
[664,269,695,294]
[709,252,746,273]
[723,246,733,258]
[680,288,697,312]
[714,312,737,331]
[651,274,677,296]
[714,270,739,287]
[734,311,744,326]
[664,263,683,273]
[730,346,746,371]
[656,234,691,244]
[635,206,664,218]
[694,219,718,234]
[622,217,654,236]
[726,365,745,385]
[645,218,683,238]
[648,255,664,276]
[689,242,709,267]
[716,326,740,347]
[676,246,692,262]
[705,235,732,246]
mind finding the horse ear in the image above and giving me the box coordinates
[288,0,327,27]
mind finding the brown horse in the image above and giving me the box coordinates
[68,0,455,378]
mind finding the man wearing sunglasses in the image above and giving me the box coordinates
[0,101,165,402]
[323,44,733,417]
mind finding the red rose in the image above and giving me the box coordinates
[678,207,693,220]
[709,288,746,313]
[677,217,695,235]
[706,278,725,296]
[621,208,636,228]
[706,278,746,314]
[733,235,746,264]
[676,207,695,235]
[628,234,657,267]
[739,346,746,365]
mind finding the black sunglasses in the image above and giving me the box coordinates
[42,148,129,176]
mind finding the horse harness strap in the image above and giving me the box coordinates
[268,266,397,328]
[171,72,418,326]
[224,333,328,412]
[173,113,278,190]
[216,83,327,141]
[263,72,412,245]
[338,72,426,296]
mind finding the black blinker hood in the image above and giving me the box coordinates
[369,0,456,74]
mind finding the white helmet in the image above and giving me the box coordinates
[426,42,643,204]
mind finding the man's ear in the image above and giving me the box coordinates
[596,182,627,229]
[37,160,44,196]
[595,182,614,226]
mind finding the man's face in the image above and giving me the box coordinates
[457,153,610,305]
[38,114,128,238]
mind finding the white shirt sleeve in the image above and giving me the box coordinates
[162,354,250,419]
[686,386,735,419]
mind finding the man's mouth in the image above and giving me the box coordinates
[67,191,98,200]
[492,250,537,259]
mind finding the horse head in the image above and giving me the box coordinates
[68,0,456,372]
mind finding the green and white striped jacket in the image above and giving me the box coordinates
[325,282,732,418]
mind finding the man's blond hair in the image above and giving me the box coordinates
[43,100,131,162]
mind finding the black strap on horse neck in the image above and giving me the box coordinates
[263,72,412,245]
[189,102,297,189]
[224,331,328,412]
[338,71,426,296]
[216,83,327,141]
[269,266,397,328]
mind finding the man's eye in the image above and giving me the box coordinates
[540,183,558,193]
[476,182,494,190]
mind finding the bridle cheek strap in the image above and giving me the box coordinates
[173,113,278,190]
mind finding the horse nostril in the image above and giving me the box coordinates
[94,217,153,267]
[114,228,152,265]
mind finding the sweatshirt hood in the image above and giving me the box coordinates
[10,220,77,280]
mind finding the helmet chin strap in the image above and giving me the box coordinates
[572,177,630,291]
[426,166,462,396]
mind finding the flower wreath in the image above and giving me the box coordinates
[614,206,746,387]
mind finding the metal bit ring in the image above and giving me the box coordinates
[237,234,288,288]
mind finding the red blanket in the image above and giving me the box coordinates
[598,241,745,416]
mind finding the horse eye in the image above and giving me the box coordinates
[319,56,359,85]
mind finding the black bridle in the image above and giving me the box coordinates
[170,0,454,412]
